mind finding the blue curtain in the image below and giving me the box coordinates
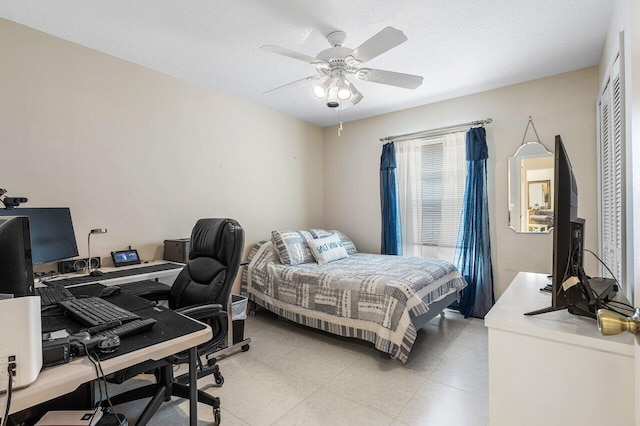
[380,142,402,255]
[451,127,495,318]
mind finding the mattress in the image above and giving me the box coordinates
[241,240,467,362]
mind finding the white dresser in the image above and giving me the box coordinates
[485,272,634,425]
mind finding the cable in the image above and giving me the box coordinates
[584,248,621,287]
[606,299,634,310]
[556,246,579,298]
[602,303,631,317]
[90,353,123,426]
[81,342,104,407]
[2,364,15,426]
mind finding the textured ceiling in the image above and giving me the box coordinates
[0,1,614,127]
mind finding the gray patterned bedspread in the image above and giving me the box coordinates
[241,241,467,362]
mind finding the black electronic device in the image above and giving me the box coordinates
[525,136,599,318]
[42,335,71,367]
[1,197,28,209]
[36,285,75,306]
[58,297,140,327]
[69,333,121,356]
[0,208,79,265]
[98,286,121,298]
[96,335,121,354]
[111,249,141,267]
[58,257,101,274]
[69,318,157,357]
[93,318,157,340]
[0,216,35,297]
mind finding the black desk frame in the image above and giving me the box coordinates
[9,283,211,426]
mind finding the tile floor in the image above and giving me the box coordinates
[109,309,489,425]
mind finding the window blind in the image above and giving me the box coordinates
[420,139,465,248]
[599,54,624,283]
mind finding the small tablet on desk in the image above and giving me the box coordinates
[111,249,141,267]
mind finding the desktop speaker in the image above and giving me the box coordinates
[57,257,101,274]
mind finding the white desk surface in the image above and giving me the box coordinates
[484,271,633,356]
[35,260,184,288]
[2,314,211,415]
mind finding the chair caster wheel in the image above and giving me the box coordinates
[214,371,224,385]
[241,344,250,352]
[213,408,221,425]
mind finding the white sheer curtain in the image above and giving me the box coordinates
[396,131,467,261]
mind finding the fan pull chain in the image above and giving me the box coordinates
[338,105,343,136]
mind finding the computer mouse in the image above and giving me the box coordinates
[97,335,121,354]
[98,286,121,298]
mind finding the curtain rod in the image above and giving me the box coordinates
[379,118,493,142]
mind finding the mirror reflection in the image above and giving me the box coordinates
[508,142,554,233]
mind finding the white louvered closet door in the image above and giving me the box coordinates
[599,55,624,284]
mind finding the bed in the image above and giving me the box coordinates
[241,231,467,362]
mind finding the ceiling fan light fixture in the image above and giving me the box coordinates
[342,78,363,105]
[263,27,422,112]
[326,83,339,100]
[313,78,332,99]
[336,77,351,100]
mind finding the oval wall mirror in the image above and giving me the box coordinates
[508,141,554,233]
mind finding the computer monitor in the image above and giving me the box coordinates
[0,216,35,297]
[0,208,79,265]
[525,135,593,317]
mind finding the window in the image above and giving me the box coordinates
[396,132,466,262]
[598,53,624,285]
[421,142,443,246]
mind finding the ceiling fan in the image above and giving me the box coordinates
[262,27,423,108]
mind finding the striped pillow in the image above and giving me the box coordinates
[309,229,357,255]
[271,230,315,265]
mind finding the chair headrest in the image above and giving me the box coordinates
[190,218,243,266]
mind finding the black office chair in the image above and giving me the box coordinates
[108,218,244,426]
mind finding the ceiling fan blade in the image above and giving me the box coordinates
[261,45,327,65]
[262,75,322,95]
[349,27,408,64]
[356,68,423,89]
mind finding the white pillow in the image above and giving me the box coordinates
[307,233,348,264]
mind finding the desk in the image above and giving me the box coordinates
[3,283,212,426]
[485,272,634,425]
[36,261,184,288]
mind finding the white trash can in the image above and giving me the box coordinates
[231,295,248,344]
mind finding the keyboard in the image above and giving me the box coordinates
[36,285,75,307]
[94,318,157,340]
[58,297,140,327]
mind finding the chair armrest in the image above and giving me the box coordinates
[175,303,226,322]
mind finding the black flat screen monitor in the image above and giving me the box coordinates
[525,135,586,316]
[0,216,35,296]
[0,208,79,265]
[551,135,583,310]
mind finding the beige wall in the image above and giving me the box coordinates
[323,68,598,297]
[0,17,602,299]
[0,19,324,293]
